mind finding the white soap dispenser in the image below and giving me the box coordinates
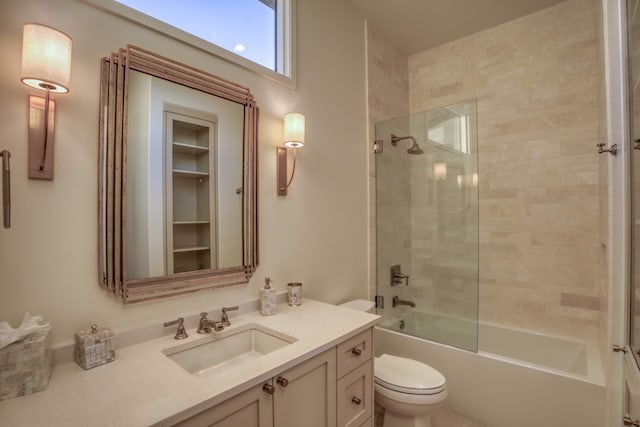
[260,277,278,316]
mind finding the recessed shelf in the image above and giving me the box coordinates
[173,220,210,225]
[173,169,209,178]
[166,110,216,274]
[173,245,211,253]
[173,141,209,155]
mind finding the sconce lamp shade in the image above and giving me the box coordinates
[283,113,305,148]
[21,24,72,93]
[433,162,447,180]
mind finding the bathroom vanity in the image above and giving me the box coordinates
[0,300,378,426]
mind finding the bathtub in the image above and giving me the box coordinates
[375,311,606,427]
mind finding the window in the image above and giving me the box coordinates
[427,108,471,154]
[90,0,294,85]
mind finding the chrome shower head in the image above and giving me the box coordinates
[391,134,423,155]
[407,142,424,155]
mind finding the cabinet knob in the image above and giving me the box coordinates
[351,347,362,356]
[351,396,362,405]
[276,376,289,387]
[263,383,275,395]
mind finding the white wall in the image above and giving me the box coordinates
[0,0,369,346]
[126,70,151,279]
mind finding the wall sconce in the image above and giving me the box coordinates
[277,113,305,196]
[21,23,72,180]
[433,162,447,180]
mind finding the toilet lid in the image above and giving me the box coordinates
[375,354,446,395]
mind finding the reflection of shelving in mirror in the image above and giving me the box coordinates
[165,110,218,275]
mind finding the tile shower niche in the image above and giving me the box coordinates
[165,111,218,274]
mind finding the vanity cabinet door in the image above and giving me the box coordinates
[337,359,373,427]
[175,382,273,427]
[273,348,337,427]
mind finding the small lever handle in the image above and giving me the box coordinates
[163,317,183,327]
[393,273,410,286]
[163,317,188,340]
[221,306,239,326]
[390,265,410,286]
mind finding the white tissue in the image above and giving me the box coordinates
[0,313,50,349]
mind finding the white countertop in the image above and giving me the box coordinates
[0,300,379,426]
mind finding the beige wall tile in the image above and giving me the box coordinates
[405,0,603,341]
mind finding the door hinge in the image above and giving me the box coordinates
[375,295,384,309]
[624,416,640,426]
[613,344,628,354]
[374,140,383,154]
[634,139,640,150]
[597,142,617,156]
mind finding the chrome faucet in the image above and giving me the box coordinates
[197,312,213,334]
[392,296,416,308]
[197,312,225,333]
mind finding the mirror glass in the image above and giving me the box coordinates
[126,70,243,279]
[98,46,258,304]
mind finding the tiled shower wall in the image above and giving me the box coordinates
[408,115,479,320]
[408,0,602,340]
[369,0,605,341]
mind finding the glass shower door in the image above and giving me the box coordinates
[374,100,479,352]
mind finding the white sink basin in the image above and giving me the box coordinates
[162,323,297,376]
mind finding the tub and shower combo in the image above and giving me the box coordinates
[373,100,605,427]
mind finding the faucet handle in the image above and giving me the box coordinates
[390,265,410,286]
[163,317,189,340]
[221,306,239,326]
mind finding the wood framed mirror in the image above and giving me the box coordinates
[98,46,259,304]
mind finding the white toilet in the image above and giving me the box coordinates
[339,300,448,427]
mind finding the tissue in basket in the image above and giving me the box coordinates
[0,326,52,401]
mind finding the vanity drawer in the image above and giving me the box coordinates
[337,329,372,378]
[337,359,373,427]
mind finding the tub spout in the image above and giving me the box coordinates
[392,296,416,308]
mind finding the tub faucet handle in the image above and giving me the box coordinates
[391,265,409,286]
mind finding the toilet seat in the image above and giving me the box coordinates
[374,354,446,395]
[375,381,447,406]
